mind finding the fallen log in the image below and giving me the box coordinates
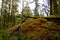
[6,17,60,34]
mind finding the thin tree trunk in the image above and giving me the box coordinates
[34,0,39,17]
[50,0,58,15]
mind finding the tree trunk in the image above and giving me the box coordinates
[34,0,39,17]
[50,0,58,15]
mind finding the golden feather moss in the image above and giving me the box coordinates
[20,18,56,40]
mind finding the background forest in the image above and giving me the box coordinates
[0,0,60,40]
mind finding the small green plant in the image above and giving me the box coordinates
[57,32,60,40]
[0,30,9,40]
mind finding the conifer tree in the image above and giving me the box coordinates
[21,1,32,22]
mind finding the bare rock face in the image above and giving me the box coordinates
[21,18,57,40]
